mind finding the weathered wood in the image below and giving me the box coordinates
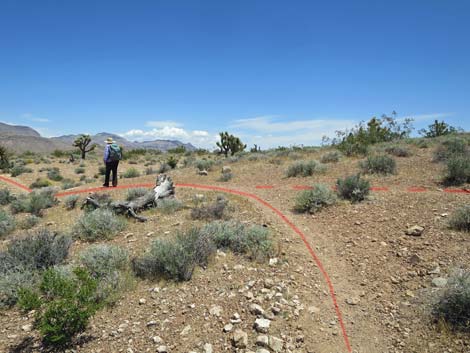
[81,174,175,222]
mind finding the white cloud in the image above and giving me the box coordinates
[21,113,50,123]
[398,112,453,122]
[31,117,50,123]
[145,120,183,128]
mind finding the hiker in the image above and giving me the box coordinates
[103,137,122,187]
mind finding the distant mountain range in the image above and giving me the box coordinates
[0,122,196,154]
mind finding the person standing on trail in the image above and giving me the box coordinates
[103,137,122,187]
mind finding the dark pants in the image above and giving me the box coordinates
[104,160,119,187]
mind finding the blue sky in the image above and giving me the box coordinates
[0,0,469,149]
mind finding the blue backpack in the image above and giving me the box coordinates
[108,144,122,161]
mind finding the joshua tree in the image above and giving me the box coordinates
[0,144,10,171]
[216,132,246,157]
[419,120,458,138]
[73,134,96,159]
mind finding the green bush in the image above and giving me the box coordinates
[202,221,274,261]
[30,178,53,189]
[10,164,33,177]
[36,267,101,346]
[133,228,215,281]
[0,266,38,307]
[443,155,470,186]
[74,167,85,174]
[72,209,126,241]
[47,167,63,181]
[0,188,15,205]
[11,188,58,216]
[434,138,468,162]
[0,210,16,237]
[384,145,411,157]
[17,287,41,311]
[167,156,178,169]
[191,195,227,220]
[19,215,40,229]
[449,205,470,232]
[433,269,470,331]
[61,179,80,190]
[64,195,80,210]
[294,184,337,214]
[158,163,171,173]
[359,155,397,175]
[145,167,158,175]
[320,151,342,163]
[156,198,184,214]
[126,188,148,201]
[122,167,140,178]
[336,174,370,203]
[286,160,326,177]
[79,244,132,305]
[195,159,214,171]
[219,172,233,182]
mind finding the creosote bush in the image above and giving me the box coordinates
[122,167,140,178]
[433,269,470,332]
[359,154,397,175]
[10,188,58,216]
[219,172,233,182]
[449,205,470,232]
[286,160,326,177]
[19,215,40,230]
[336,174,370,203]
[72,209,126,241]
[294,184,337,214]
[30,178,53,189]
[433,137,468,162]
[47,167,63,181]
[10,164,33,177]
[195,159,214,171]
[126,188,148,201]
[443,155,470,186]
[0,188,15,205]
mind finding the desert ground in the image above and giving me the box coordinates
[0,140,469,353]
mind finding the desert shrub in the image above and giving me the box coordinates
[191,195,227,220]
[10,164,33,177]
[336,174,370,203]
[64,195,80,210]
[202,221,274,261]
[126,188,148,201]
[61,179,80,190]
[320,150,341,163]
[443,155,470,186]
[449,205,470,232]
[72,209,126,241]
[11,188,58,216]
[219,172,233,182]
[17,287,42,311]
[0,144,11,171]
[156,198,184,214]
[145,167,158,175]
[167,156,178,169]
[359,154,397,175]
[434,137,468,162]
[36,267,101,346]
[19,215,40,229]
[47,167,63,181]
[123,167,140,178]
[128,160,138,164]
[158,163,171,173]
[433,269,470,331]
[167,145,186,154]
[384,145,411,157]
[0,188,15,205]
[294,184,337,214]
[286,160,326,177]
[0,210,16,237]
[79,244,132,304]
[0,266,38,307]
[415,139,430,148]
[74,167,85,174]
[195,159,214,171]
[133,228,215,281]
[98,165,106,175]
[7,230,72,271]
[30,177,53,189]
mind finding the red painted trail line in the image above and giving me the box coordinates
[176,183,353,352]
[0,175,32,192]
[444,188,470,194]
[292,185,314,190]
[255,185,274,189]
[407,187,427,192]
[369,186,389,192]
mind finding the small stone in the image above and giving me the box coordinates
[21,324,33,332]
[269,258,278,266]
[146,320,157,327]
[209,305,223,317]
[268,336,283,352]
[232,329,248,348]
[180,325,191,335]
[405,226,424,236]
[428,267,441,275]
[256,349,270,353]
[346,297,360,305]
[223,323,233,332]
[138,298,146,305]
[308,306,320,314]
[157,346,168,353]
[256,335,269,346]
[432,277,448,288]
[249,304,265,316]
[254,318,271,333]
[152,336,163,344]
[203,343,213,353]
